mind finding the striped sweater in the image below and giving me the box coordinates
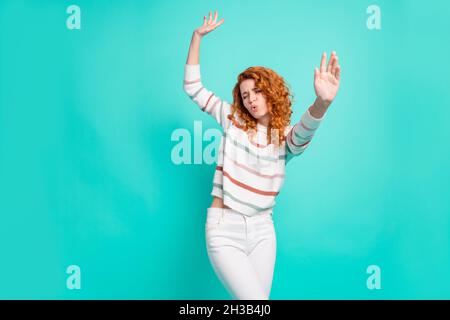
[183,64,325,216]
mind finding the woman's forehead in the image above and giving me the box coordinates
[240,79,256,91]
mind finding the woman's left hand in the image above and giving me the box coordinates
[313,51,341,107]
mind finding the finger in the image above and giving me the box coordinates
[320,52,327,73]
[326,55,334,73]
[335,66,341,81]
[208,11,212,24]
[215,18,225,28]
[326,51,335,73]
[203,15,207,26]
[213,10,218,24]
[314,67,319,81]
[331,55,339,76]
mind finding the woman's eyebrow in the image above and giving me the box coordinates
[242,88,257,95]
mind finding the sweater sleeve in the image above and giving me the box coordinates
[183,64,233,131]
[285,107,324,163]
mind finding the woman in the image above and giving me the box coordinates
[183,11,341,300]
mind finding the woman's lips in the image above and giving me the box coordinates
[250,105,258,112]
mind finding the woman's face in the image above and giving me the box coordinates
[240,79,270,125]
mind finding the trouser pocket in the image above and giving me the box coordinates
[205,207,224,231]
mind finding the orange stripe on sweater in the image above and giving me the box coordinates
[300,121,314,131]
[289,129,310,147]
[202,93,214,112]
[249,139,269,148]
[223,152,285,179]
[216,166,279,196]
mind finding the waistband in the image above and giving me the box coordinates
[207,207,273,221]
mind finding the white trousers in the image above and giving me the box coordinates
[205,207,277,300]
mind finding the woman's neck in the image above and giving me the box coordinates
[257,115,270,127]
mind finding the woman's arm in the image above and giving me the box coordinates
[186,11,224,65]
[183,11,232,130]
[285,52,341,160]
[186,32,202,65]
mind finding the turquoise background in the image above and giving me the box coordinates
[1,0,449,299]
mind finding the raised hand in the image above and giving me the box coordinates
[194,11,225,38]
[314,51,341,106]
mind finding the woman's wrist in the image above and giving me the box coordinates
[193,30,203,40]
[309,98,330,119]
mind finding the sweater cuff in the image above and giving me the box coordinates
[184,64,201,81]
[302,107,324,130]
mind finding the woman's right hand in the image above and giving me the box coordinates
[194,11,224,38]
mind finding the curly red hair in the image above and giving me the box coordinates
[227,66,293,147]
